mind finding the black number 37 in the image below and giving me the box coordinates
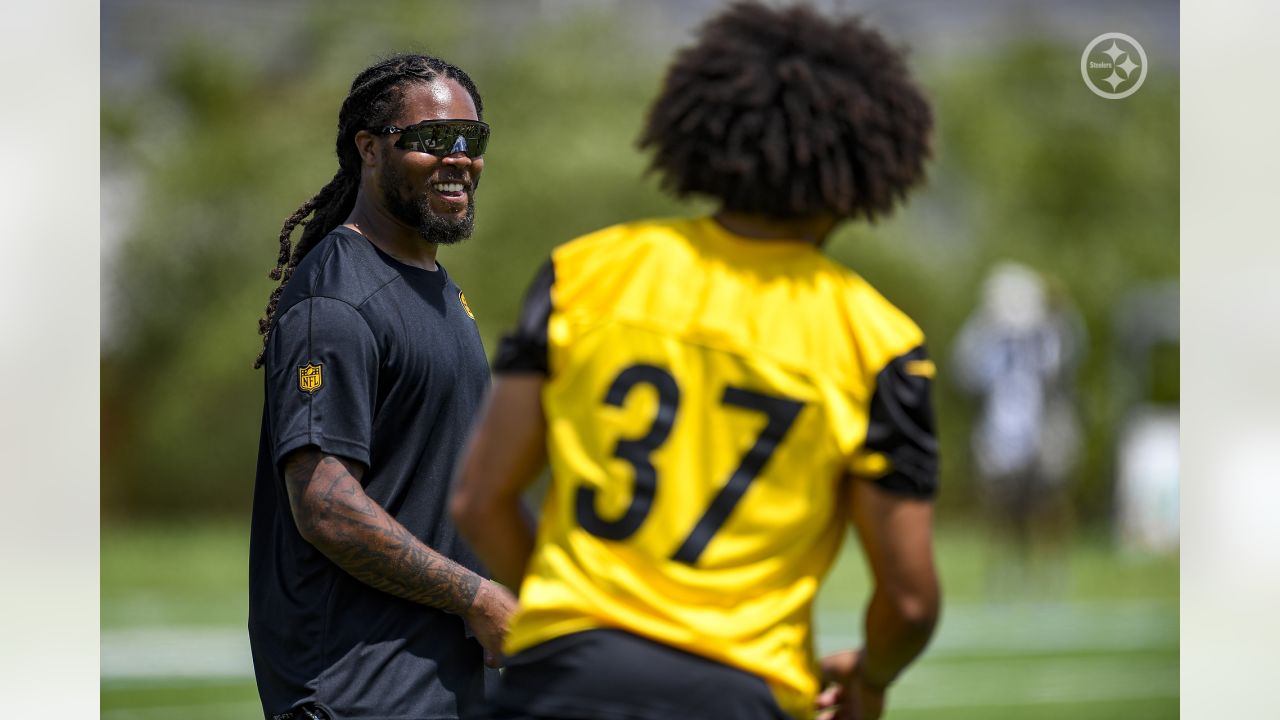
[575,363,804,565]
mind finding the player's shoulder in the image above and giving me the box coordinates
[552,217,693,264]
[281,227,401,312]
[819,256,928,364]
[545,217,698,300]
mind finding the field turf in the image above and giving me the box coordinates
[101,521,1177,719]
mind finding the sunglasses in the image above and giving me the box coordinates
[371,119,490,158]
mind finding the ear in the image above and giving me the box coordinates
[353,129,380,167]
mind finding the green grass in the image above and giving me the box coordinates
[102,679,260,719]
[889,696,1180,720]
[102,520,1178,718]
[102,521,250,628]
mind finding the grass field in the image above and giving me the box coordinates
[101,521,1178,719]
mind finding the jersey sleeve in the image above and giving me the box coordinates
[264,296,379,468]
[848,345,939,499]
[493,258,555,375]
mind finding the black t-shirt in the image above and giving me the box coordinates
[248,227,494,720]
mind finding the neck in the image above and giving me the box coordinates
[712,210,840,246]
[344,189,439,270]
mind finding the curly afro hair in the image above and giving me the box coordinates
[639,1,933,221]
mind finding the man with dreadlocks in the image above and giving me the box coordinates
[452,3,941,720]
[247,54,514,720]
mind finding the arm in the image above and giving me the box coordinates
[451,374,546,590]
[284,447,516,665]
[853,479,940,683]
[819,480,940,719]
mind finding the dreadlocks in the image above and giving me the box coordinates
[254,53,484,368]
[639,1,932,221]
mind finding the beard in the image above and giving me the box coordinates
[381,162,476,246]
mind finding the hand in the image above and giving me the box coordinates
[815,649,886,720]
[464,579,518,668]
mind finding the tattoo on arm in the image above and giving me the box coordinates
[284,449,481,615]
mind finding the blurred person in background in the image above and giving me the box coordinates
[247,54,515,720]
[452,3,940,719]
[951,261,1085,591]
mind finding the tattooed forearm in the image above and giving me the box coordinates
[283,449,481,615]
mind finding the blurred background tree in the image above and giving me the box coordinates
[101,0,1177,524]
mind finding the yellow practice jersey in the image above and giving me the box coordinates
[492,216,938,718]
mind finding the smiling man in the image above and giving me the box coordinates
[248,54,515,720]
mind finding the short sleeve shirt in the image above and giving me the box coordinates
[248,227,494,719]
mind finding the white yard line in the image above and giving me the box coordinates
[101,599,1178,683]
[102,627,253,680]
[816,598,1178,656]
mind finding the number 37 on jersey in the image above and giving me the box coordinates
[550,352,844,570]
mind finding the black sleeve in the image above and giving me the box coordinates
[858,345,940,499]
[264,297,379,469]
[493,258,555,375]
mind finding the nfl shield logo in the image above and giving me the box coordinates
[298,363,323,393]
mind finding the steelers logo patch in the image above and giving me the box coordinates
[458,290,476,321]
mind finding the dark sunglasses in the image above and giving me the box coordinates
[371,119,490,158]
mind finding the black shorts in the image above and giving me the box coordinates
[482,629,791,720]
